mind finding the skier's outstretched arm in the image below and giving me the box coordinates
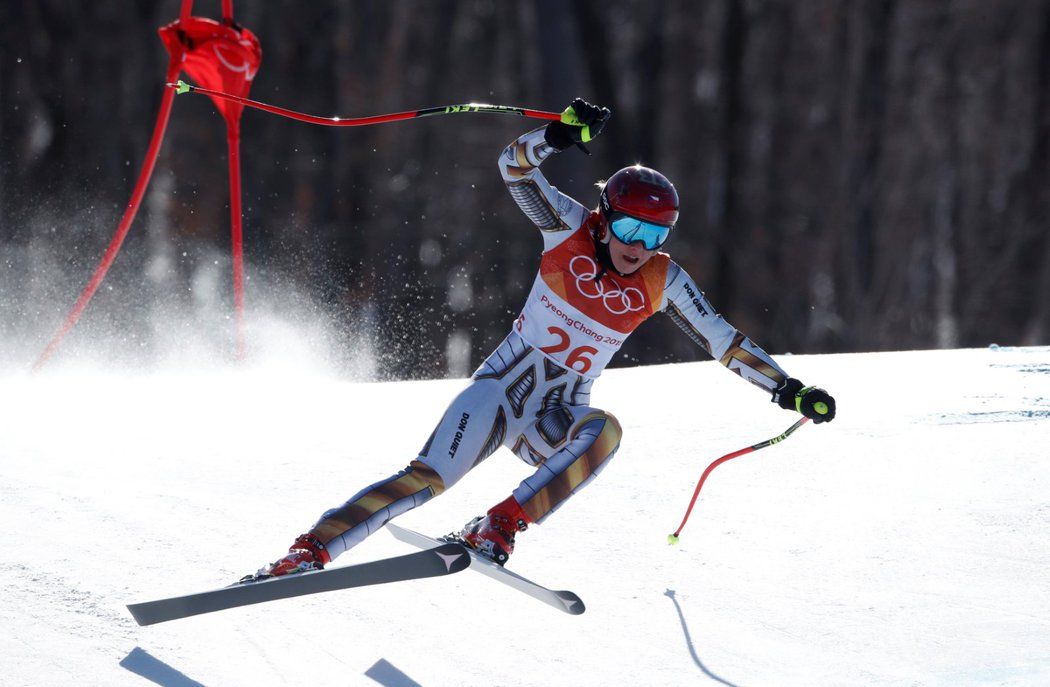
[498,99,611,250]
[661,262,836,422]
[661,262,787,391]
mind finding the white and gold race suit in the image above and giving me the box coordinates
[504,127,788,386]
[303,128,790,562]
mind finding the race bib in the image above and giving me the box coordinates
[513,226,669,377]
[515,278,627,377]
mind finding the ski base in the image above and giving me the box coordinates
[385,522,585,615]
[127,542,471,626]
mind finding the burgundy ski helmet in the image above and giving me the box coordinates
[599,165,679,227]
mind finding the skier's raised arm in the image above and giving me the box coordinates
[498,98,611,250]
[661,263,836,422]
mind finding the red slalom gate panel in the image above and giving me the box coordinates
[160,14,261,359]
[35,0,261,369]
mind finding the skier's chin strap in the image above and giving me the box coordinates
[587,209,629,279]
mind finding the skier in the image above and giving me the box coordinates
[251,99,836,578]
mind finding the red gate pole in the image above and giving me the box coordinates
[33,1,260,369]
[226,120,246,359]
[32,59,183,372]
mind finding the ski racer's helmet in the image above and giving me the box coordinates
[598,165,679,250]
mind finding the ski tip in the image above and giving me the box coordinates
[555,591,586,615]
[126,603,156,627]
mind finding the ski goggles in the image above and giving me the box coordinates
[607,214,672,251]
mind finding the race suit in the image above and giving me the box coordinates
[307,128,789,560]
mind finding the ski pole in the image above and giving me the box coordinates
[167,80,587,130]
[667,416,810,544]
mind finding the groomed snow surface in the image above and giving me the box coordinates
[1,346,1047,686]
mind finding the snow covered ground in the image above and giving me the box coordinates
[1,344,1047,686]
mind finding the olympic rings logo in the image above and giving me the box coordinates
[569,255,645,315]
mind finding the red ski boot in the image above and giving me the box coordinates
[460,496,531,566]
[242,533,331,583]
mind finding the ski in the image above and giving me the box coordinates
[127,542,471,626]
[385,522,585,615]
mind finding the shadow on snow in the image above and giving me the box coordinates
[365,658,423,687]
[120,647,207,687]
[665,589,740,687]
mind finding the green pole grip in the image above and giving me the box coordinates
[560,107,592,142]
[796,386,828,416]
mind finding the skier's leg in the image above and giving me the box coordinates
[462,408,622,563]
[305,460,447,560]
[285,377,510,566]
[513,409,622,524]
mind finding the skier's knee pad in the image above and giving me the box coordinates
[515,410,622,523]
[574,410,622,462]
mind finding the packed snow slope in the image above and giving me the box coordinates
[1,346,1047,686]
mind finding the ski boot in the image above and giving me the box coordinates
[240,533,331,584]
[459,496,531,566]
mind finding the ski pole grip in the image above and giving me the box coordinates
[814,401,829,415]
[560,107,592,142]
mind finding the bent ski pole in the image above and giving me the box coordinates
[668,417,810,544]
[168,80,589,131]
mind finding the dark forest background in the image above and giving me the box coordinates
[1,1,1048,379]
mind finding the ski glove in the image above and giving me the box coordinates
[772,378,836,423]
[544,98,612,151]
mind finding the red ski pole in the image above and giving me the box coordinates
[668,417,810,544]
[168,80,574,128]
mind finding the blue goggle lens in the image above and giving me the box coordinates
[609,216,671,250]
